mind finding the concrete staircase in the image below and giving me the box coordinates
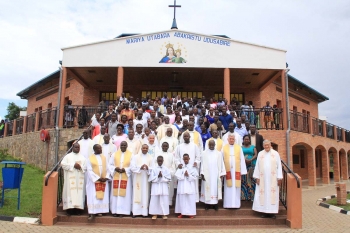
[56,201,287,227]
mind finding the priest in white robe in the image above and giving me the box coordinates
[78,130,94,159]
[175,154,198,218]
[101,133,117,164]
[125,129,142,155]
[180,121,203,152]
[109,141,133,217]
[86,144,110,220]
[157,141,176,205]
[156,116,179,141]
[159,128,178,153]
[222,134,247,208]
[252,140,283,218]
[142,127,159,147]
[130,144,154,217]
[222,123,242,146]
[61,143,87,215]
[93,126,107,145]
[149,156,172,220]
[175,132,201,202]
[200,140,226,210]
[204,130,224,151]
[145,134,160,159]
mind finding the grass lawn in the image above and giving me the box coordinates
[325,194,350,211]
[0,160,45,217]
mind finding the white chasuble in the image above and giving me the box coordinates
[108,150,133,215]
[61,152,86,210]
[222,145,247,208]
[86,154,110,214]
[130,152,153,216]
[200,149,226,204]
[252,149,283,214]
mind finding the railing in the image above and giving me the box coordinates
[16,118,24,134]
[45,125,92,207]
[290,111,309,133]
[280,160,300,209]
[346,130,350,143]
[234,107,283,130]
[39,107,57,129]
[6,120,13,136]
[26,113,36,132]
[311,117,323,136]
[337,127,343,141]
[64,105,102,128]
[326,123,334,139]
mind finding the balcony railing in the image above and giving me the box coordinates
[326,123,334,139]
[290,111,309,133]
[311,117,323,136]
[1,105,350,144]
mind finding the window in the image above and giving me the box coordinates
[214,93,244,105]
[141,91,202,99]
[100,92,129,101]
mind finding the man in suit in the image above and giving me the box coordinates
[249,125,264,153]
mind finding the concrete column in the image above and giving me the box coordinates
[322,150,330,184]
[333,125,337,140]
[41,172,58,226]
[286,173,302,229]
[307,147,316,186]
[12,120,17,136]
[340,152,348,180]
[22,116,27,134]
[281,70,288,129]
[117,66,124,96]
[224,68,230,105]
[58,67,68,128]
[4,123,8,137]
[322,121,327,138]
[333,151,340,182]
[34,111,40,131]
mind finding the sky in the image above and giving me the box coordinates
[0,0,349,128]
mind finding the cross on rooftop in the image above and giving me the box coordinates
[169,0,181,29]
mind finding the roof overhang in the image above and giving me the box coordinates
[62,29,286,69]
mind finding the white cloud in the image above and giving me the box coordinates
[0,0,349,128]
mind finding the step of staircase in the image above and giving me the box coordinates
[56,201,287,227]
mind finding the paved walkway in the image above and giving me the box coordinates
[1,181,349,233]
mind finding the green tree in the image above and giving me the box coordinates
[5,102,27,120]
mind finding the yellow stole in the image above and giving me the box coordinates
[113,150,132,197]
[89,154,107,200]
[187,130,199,146]
[208,137,223,151]
[223,144,241,188]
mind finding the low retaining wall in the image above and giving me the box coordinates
[0,128,84,171]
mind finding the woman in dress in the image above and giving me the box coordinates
[173,115,183,130]
[205,107,215,124]
[111,124,127,150]
[241,135,257,201]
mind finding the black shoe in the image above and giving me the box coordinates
[132,215,136,218]
[205,204,209,210]
[214,204,219,211]
[142,215,148,218]
[113,214,118,217]
[261,214,268,218]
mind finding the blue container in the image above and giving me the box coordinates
[1,161,26,209]
[2,167,24,189]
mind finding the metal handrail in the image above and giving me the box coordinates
[44,125,92,186]
[281,159,300,188]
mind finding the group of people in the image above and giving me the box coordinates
[61,93,283,221]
